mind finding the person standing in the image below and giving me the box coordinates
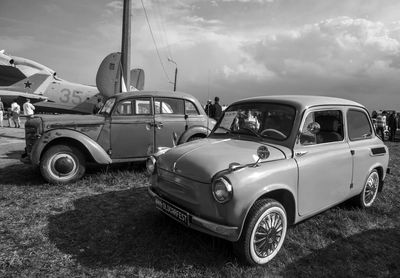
[204,100,213,118]
[389,112,399,142]
[23,98,35,118]
[376,111,387,141]
[0,97,4,128]
[212,96,222,121]
[11,99,21,128]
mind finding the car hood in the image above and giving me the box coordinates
[157,138,291,183]
[35,114,106,130]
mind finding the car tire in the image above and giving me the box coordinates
[233,198,287,266]
[357,169,380,208]
[40,144,86,184]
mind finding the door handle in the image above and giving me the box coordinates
[155,122,163,129]
[295,151,308,157]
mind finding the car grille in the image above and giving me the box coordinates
[25,127,40,154]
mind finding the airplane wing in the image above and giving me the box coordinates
[0,72,52,105]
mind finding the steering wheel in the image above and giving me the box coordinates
[260,128,287,139]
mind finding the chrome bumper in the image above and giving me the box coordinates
[148,187,240,241]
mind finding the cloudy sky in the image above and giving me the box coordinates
[1,0,400,110]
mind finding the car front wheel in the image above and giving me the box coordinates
[40,144,86,184]
[358,169,380,208]
[234,199,287,265]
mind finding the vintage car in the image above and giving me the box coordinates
[147,95,390,265]
[22,91,215,184]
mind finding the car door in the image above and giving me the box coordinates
[110,97,154,159]
[154,97,187,148]
[346,108,376,193]
[184,99,207,128]
[294,108,352,216]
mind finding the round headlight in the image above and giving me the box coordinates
[146,156,156,175]
[212,177,233,203]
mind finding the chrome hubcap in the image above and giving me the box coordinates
[50,153,77,178]
[254,212,284,258]
[364,172,379,206]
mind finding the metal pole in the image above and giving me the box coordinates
[121,0,131,92]
[174,67,177,91]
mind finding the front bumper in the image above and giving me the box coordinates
[148,186,240,241]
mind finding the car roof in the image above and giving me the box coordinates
[233,95,364,110]
[113,90,197,101]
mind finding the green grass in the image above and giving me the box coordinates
[0,143,399,277]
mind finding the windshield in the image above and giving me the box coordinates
[212,102,296,141]
[99,98,116,115]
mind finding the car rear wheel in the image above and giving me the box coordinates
[357,169,379,208]
[234,199,287,265]
[40,144,86,184]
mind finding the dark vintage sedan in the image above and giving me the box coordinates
[22,91,215,184]
[147,95,390,265]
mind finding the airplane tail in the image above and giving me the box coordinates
[6,73,51,94]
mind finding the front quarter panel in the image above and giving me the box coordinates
[216,157,298,239]
[30,129,112,166]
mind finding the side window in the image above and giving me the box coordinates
[300,110,344,145]
[185,100,199,115]
[114,98,152,115]
[300,113,316,145]
[135,98,151,115]
[114,100,133,115]
[154,98,184,115]
[347,109,372,141]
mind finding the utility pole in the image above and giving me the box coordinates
[173,66,178,91]
[168,58,177,91]
[121,0,131,92]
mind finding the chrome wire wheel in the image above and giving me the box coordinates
[249,204,287,264]
[362,170,379,207]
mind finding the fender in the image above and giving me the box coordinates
[30,129,112,166]
[179,125,212,144]
[236,183,297,239]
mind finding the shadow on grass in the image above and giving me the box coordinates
[0,160,146,186]
[0,163,43,185]
[3,149,25,160]
[48,187,233,270]
[283,228,400,277]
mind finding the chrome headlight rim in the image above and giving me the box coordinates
[146,156,157,175]
[212,177,233,204]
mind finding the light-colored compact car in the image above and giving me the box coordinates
[22,91,215,184]
[147,95,390,265]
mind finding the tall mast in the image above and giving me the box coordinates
[121,0,131,92]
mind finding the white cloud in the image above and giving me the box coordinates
[106,1,123,11]
[247,17,400,78]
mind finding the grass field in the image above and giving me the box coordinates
[0,143,399,277]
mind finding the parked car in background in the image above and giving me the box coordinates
[147,95,390,266]
[22,91,215,184]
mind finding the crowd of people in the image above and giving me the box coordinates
[371,110,399,142]
[0,97,36,128]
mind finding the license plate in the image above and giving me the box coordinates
[155,197,190,226]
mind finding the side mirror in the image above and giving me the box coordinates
[257,145,270,160]
[252,145,270,167]
[307,122,320,134]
